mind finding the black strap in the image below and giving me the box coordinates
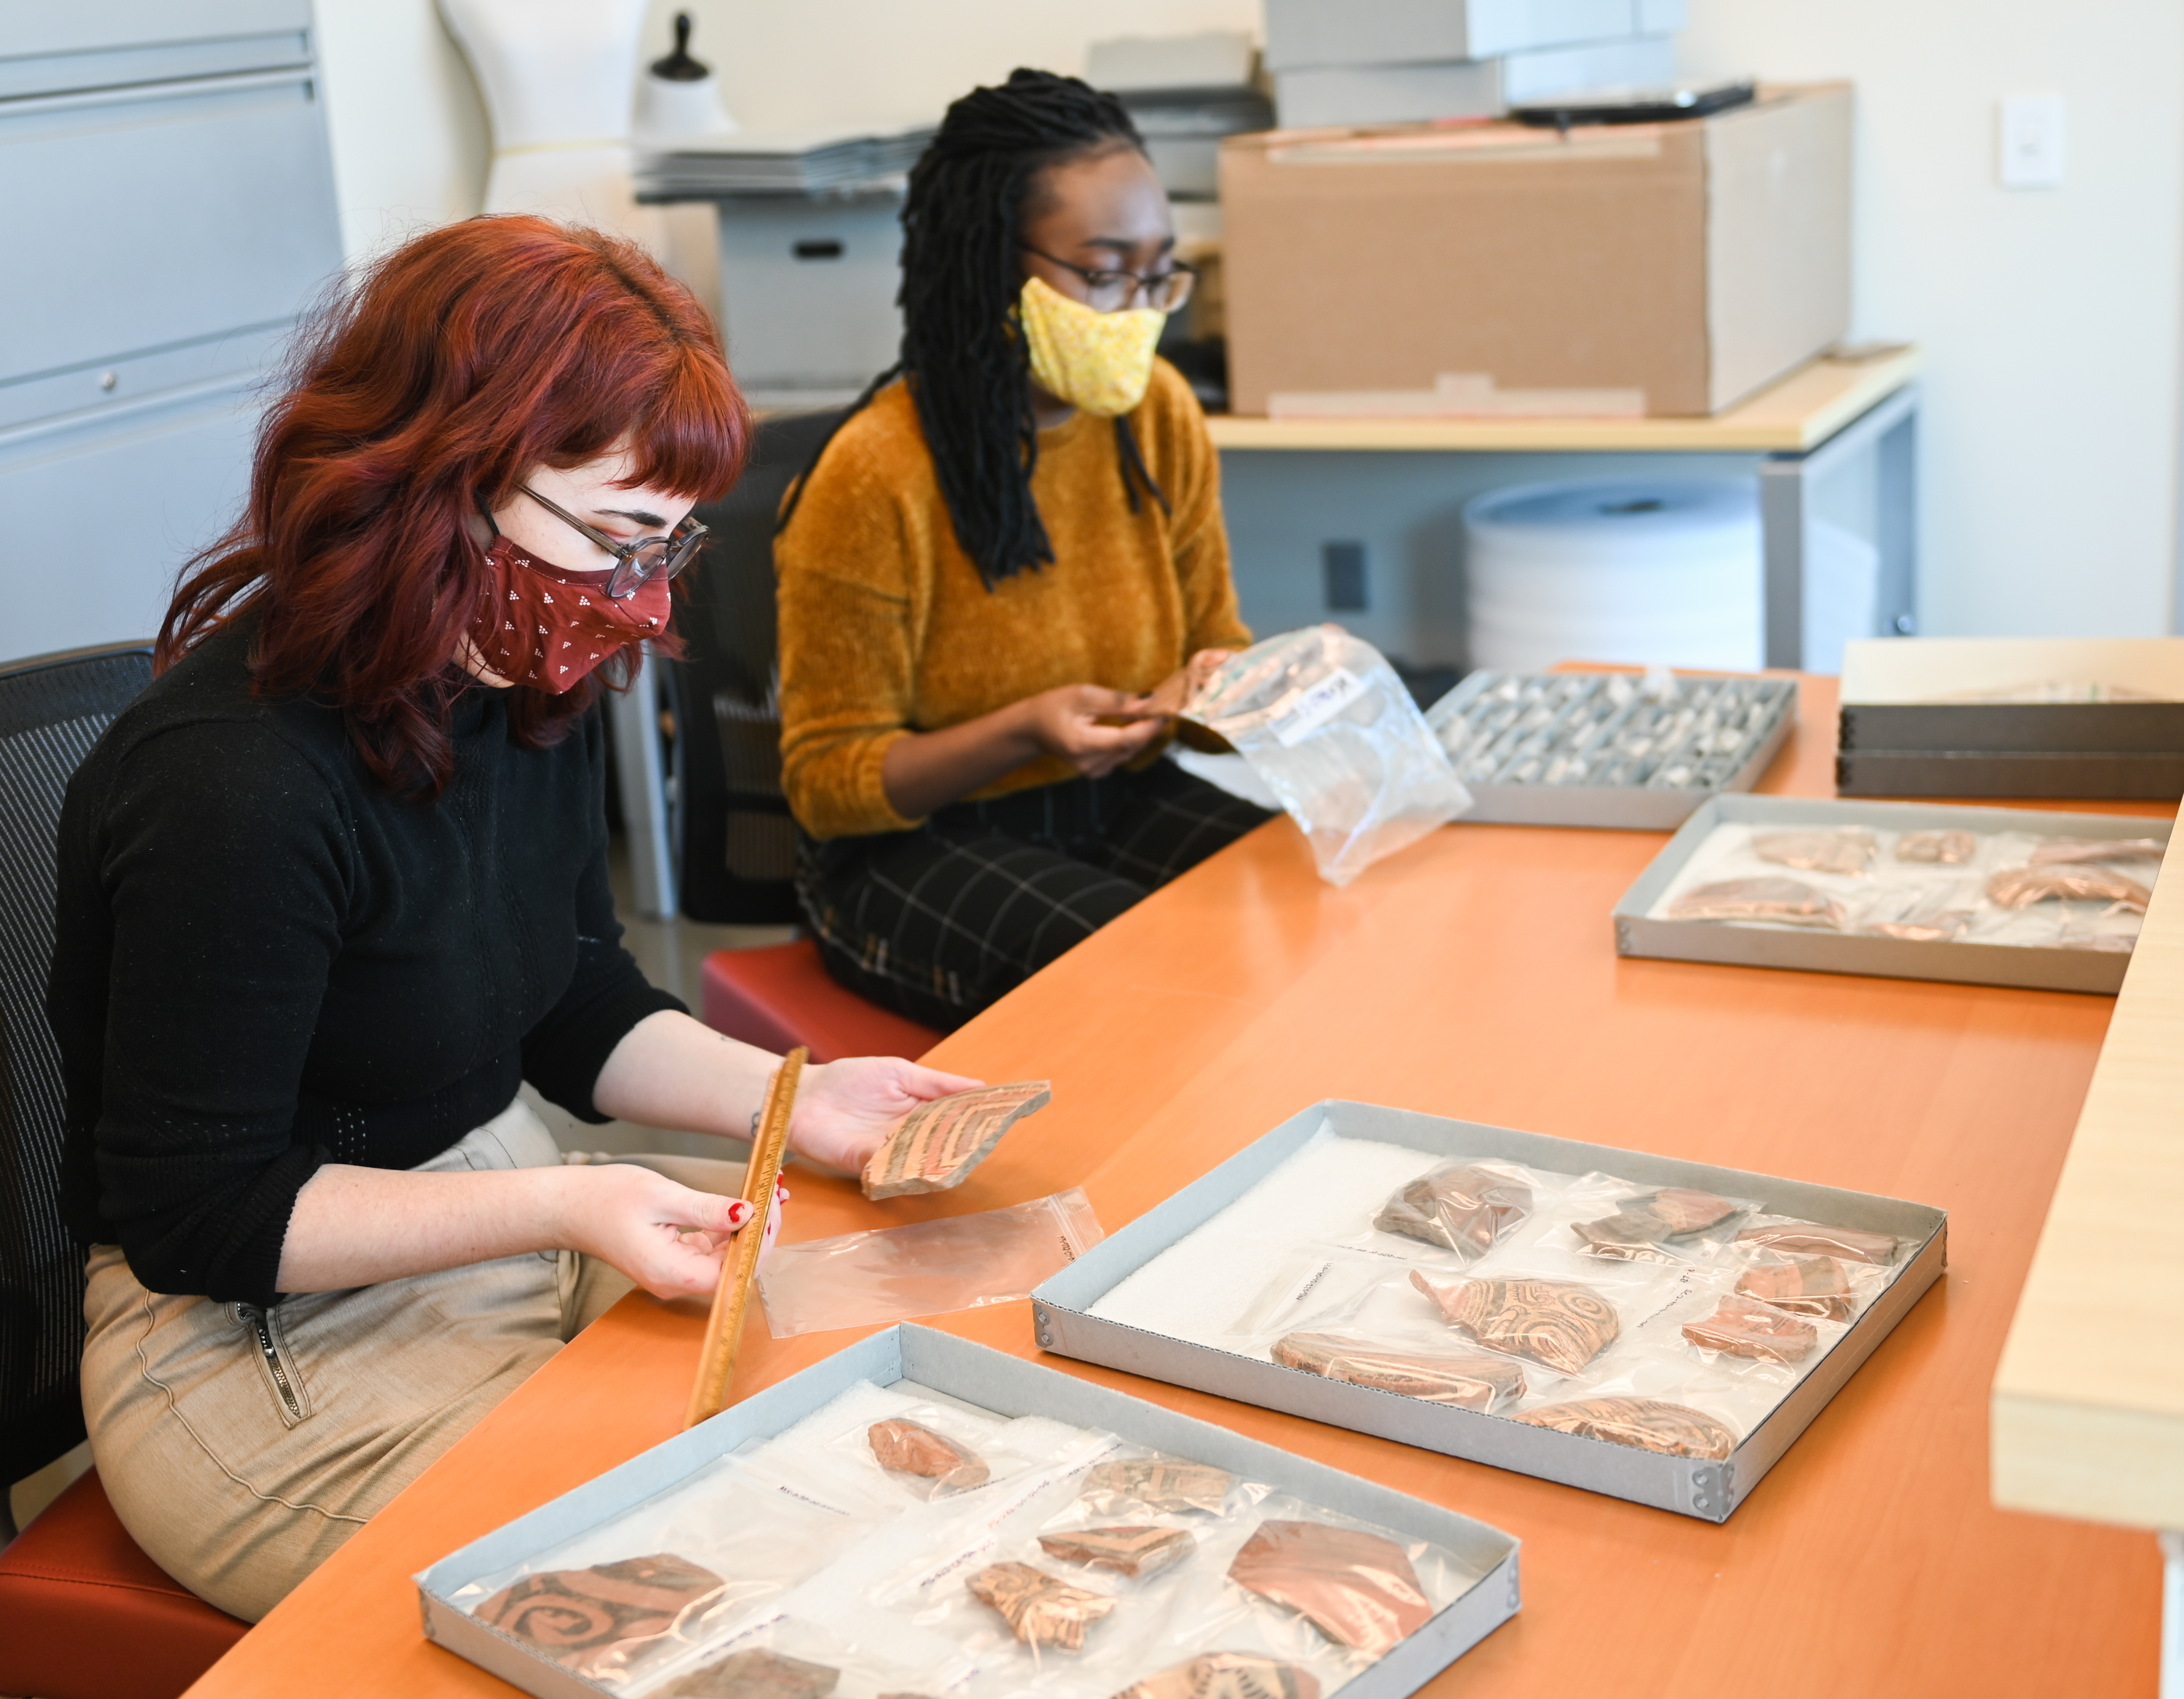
[1113,415,1171,518]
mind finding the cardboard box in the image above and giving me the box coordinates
[1265,0,1683,71]
[416,1324,1521,1699]
[1612,794,2168,993]
[1222,83,1852,419]
[1273,37,1676,131]
[1032,1102,1945,1523]
[1837,637,2184,800]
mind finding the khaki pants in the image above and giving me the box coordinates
[79,1098,744,1623]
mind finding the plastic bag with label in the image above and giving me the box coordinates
[1183,625,1472,887]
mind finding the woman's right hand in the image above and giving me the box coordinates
[1018,683,1168,778]
[553,1163,761,1301]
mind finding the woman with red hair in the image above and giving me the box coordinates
[45,217,974,1620]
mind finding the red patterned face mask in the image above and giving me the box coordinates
[468,534,672,693]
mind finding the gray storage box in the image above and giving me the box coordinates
[1032,1102,1945,1524]
[416,1323,1521,1699]
[1836,749,2184,800]
[1836,637,2184,799]
[1613,794,2167,993]
[1263,0,1678,71]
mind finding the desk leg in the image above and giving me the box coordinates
[2165,1533,2184,1699]
[1761,381,1922,670]
[1875,405,1919,637]
[610,652,678,920]
[1759,458,1806,671]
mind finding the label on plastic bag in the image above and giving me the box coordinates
[1272,667,1367,746]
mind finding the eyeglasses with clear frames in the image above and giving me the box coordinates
[1021,246,1197,315]
[518,485,708,600]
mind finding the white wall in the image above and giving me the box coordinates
[309,0,2184,639]
[1680,1,2184,640]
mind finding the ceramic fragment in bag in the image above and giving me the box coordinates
[1752,827,1877,875]
[657,1648,841,1699]
[1271,1330,1526,1411]
[1735,1222,1898,1265]
[1037,1525,1197,1579]
[1665,876,1846,928]
[1181,625,1472,887]
[1517,1397,1737,1460]
[1986,864,2151,911]
[474,1553,723,1674]
[966,1561,1116,1649]
[2029,837,2166,864]
[1680,1295,1818,1363]
[1113,1652,1322,1699]
[1371,1161,1531,1257]
[868,1419,989,1491]
[861,1081,1052,1200]
[1411,1271,1620,1374]
[1080,1457,1235,1515]
[1736,1249,1853,1320]
[1226,1520,1431,1658]
[1572,1187,1741,1260]
[1895,829,1977,864]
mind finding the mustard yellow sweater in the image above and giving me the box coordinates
[775,358,1252,840]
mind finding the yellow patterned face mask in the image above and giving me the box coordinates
[1017,274,1166,418]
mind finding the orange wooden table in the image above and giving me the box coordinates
[187,678,2164,1696]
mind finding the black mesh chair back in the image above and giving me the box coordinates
[672,408,846,924]
[0,643,152,1491]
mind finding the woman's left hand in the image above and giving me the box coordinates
[787,1056,986,1175]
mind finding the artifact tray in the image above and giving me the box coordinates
[1612,794,2169,993]
[416,1324,1521,1699]
[1424,670,1797,829]
[1031,1102,1946,1524]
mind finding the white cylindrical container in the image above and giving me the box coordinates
[1462,478,1763,673]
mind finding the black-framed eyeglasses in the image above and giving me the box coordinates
[1021,246,1197,314]
[519,485,708,600]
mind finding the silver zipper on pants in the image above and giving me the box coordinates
[235,1302,303,1422]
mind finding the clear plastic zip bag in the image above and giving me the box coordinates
[444,1452,893,1688]
[1564,1180,1760,1267]
[757,1189,1104,1339]
[1182,625,1472,887]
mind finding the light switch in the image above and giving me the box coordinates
[1998,93,2065,189]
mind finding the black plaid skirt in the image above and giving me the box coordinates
[796,759,1273,1031]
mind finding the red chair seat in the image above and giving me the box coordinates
[700,940,942,1062]
[0,1468,248,1699]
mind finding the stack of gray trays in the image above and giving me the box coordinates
[1426,670,1798,828]
[636,124,934,200]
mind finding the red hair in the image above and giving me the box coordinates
[160,215,749,797]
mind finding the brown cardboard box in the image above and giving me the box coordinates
[1220,83,1852,418]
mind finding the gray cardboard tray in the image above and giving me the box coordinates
[1613,793,2168,993]
[1838,636,2184,756]
[1427,671,1797,830]
[416,1323,1520,1699]
[1836,747,2184,800]
[1031,1102,1946,1524]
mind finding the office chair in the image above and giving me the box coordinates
[0,642,250,1699]
[675,407,941,1062]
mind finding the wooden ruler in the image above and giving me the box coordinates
[683,1046,805,1429]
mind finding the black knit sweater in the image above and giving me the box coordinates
[47,616,684,1306]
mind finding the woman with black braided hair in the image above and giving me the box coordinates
[774,68,1272,1029]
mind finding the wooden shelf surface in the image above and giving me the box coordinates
[1206,346,1922,455]
[1994,801,2184,1529]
